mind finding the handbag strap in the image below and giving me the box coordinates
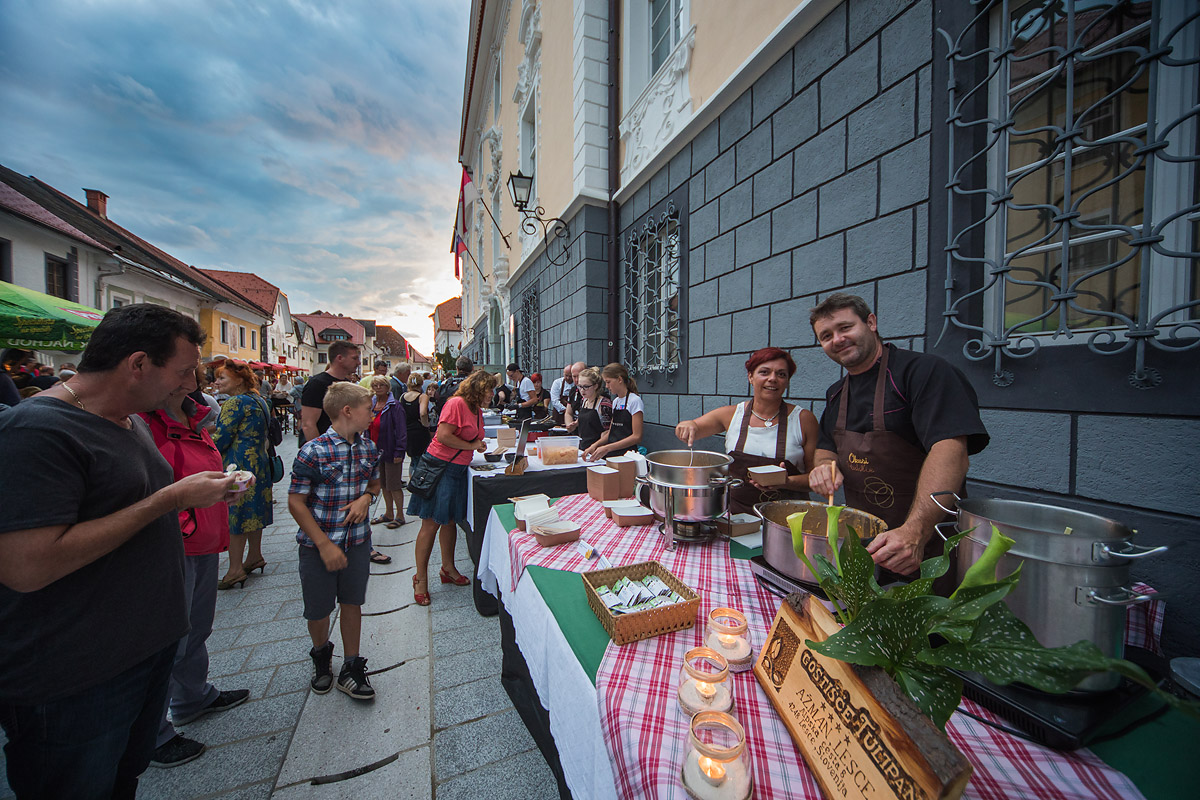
[250,394,277,457]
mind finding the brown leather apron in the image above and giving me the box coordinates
[728,401,807,515]
[833,346,942,577]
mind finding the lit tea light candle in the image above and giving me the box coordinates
[677,647,732,716]
[705,608,753,672]
[681,711,752,800]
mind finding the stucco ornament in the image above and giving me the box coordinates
[482,127,503,196]
[620,25,697,184]
[512,1,542,107]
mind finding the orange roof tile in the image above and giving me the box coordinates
[196,269,279,317]
[431,296,462,331]
[293,312,366,345]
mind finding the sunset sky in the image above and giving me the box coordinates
[0,0,469,354]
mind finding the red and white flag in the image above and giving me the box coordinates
[452,166,481,279]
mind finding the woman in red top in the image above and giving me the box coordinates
[139,369,248,766]
[406,369,494,606]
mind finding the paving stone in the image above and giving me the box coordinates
[134,731,291,799]
[363,567,419,608]
[178,690,307,747]
[433,646,503,691]
[206,625,246,652]
[210,664,276,701]
[276,598,308,620]
[236,585,309,608]
[275,658,431,785]
[434,748,559,800]
[433,708,539,779]
[272,745,431,800]
[235,617,320,648]
[433,616,502,659]
[432,602,498,636]
[214,589,247,613]
[434,675,512,730]
[425,580,476,609]
[208,782,274,800]
[361,603,431,670]
[267,660,315,697]
[213,601,285,630]
[208,646,252,679]
[242,636,315,672]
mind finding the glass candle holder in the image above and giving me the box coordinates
[677,647,732,716]
[681,710,752,800]
[705,607,753,672]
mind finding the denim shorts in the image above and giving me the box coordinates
[297,540,371,620]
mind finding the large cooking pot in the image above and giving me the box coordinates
[756,500,889,585]
[645,450,732,486]
[639,474,743,523]
[933,492,1167,692]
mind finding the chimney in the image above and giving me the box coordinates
[84,189,108,219]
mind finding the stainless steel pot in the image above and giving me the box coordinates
[637,473,742,550]
[755,501,889,585]
[645,450,732,486]
[933,492,1167,692]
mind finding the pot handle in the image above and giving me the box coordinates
[933,521,958,542]
[635,474,650,486]
[1082,586,1156,607]
[1096,541,1168,560]
[930,491,961,515]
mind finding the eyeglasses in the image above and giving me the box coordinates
[578,383,596,389]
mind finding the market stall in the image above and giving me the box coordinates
[477,493,1195,800]
[0,280,104,351]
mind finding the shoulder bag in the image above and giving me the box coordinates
[408,406,479,499]
[252,395,286,483]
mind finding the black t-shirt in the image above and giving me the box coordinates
[0,397,188,703]
[817,344,989,456]
[301,370,346,436]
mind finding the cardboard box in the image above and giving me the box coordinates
[513,494,551,531]
[602,499,643,519]
[529,520,581,547]
[611,505,655,527]
[747,465,788,486]
[496,427,518,447]
[604,455,637,497]
[715,513,762,537]
[587,465,622,502]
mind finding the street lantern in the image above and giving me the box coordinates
[507,171,534,211]
[453,313,462,330]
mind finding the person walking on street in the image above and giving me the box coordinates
[300,341,359,445]
[367,377,407,538]
[0,304,236,800]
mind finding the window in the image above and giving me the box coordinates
[650,0,683,75]
[220,320,229,344]
[318,352,328,364]
[622,201,681,374]
[45,254,70,299]
[517,287,540,375]
[943,0,1199,386]
[493,51,502,124]
[492,196,502,264]
[521,101,537,202]
[239,326,246,348]
[0,239,11,284]
[251,329,257,351]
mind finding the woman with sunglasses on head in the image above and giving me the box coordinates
[582,363,643,460]
[674,347,818,514]
[563,366,612,451]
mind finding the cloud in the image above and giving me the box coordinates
[0,0,470,354]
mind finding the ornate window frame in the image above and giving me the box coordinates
[621,200,683,377]
[517,285,540,375]
[939,0,1199,390]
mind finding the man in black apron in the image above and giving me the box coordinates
[807,294,989,577]
[507,364,537,421]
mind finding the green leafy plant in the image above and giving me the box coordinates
[786,508,1197,729]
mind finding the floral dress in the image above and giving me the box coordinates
[212,393,274,533]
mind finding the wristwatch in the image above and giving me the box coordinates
[364,489,378,500]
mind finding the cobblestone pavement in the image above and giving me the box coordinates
[1,434,559,800]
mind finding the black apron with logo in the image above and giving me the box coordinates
[577,404,606,449]
[606,396,635,456]
[727,402,808,515]
[833,346,943,579]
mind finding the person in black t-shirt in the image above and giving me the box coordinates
[300,341,360,444]
[807,293,988,577]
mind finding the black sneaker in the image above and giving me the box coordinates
[171,688,251,726]
[337,656,375,700]
[310,641,334,693]
[150,734,205,768]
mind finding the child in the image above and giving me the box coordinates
[288,382,382,700]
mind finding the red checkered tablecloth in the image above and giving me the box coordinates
[503,494,1153,800]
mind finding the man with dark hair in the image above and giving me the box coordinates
[0,303,238,799]
[507,363,537,420]
[807,293,989,578]
[301,340,361,445]
[359,360,389,389]
[436,355,474,406]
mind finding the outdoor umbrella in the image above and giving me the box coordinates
[0,281,105,351]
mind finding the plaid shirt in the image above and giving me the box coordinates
[289,428,380,549]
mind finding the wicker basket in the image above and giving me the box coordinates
[582,561,700,645]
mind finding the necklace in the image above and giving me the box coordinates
[62,381,86,411]
[749,405,780,428]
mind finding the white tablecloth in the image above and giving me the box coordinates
[465,439,588,520]
[478,508,618,799]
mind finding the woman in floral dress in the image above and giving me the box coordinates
[213,360,274,589]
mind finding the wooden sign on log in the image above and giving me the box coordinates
[753,593,972,800]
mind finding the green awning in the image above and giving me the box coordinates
[0,281,104,351]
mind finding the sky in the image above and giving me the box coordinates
[0,0,470,355]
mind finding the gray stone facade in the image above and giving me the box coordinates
[607,0,1200,657]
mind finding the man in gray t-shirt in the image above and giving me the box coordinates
[0,305,237,799]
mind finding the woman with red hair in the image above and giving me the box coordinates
[675,347,818,513]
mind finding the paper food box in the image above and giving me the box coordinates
[747,465,788,486]
[496,427,518,447]
[513,494,552,531]
[604,455,638,497]
[528,519,582,547]
[611,504,655,527]
[715,513,762,537]
[587,465,622,501]
[602,499,644,519]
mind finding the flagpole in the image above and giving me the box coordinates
[479,200,511,250]
[461,243,487,282]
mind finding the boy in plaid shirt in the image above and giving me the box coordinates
[288,382,381,700]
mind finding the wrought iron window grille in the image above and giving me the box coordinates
[518,287,540,376]
[621,201,682,379]
[938,0,1200,389]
